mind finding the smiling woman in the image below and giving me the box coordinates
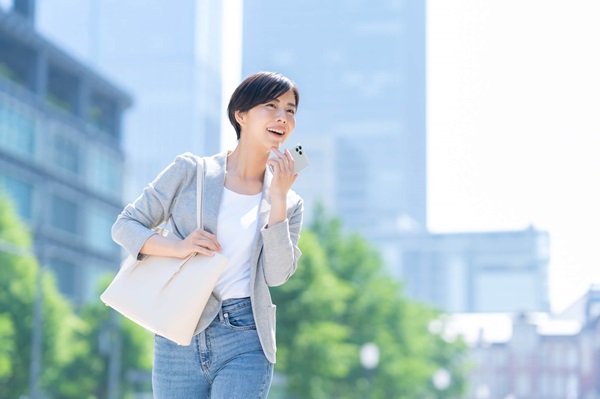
[111,71,304,399]
[227,72,299,141]
[233,89,297,158]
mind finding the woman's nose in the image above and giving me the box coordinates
[275,108,287,122]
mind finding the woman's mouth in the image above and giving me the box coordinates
[267,128,284,136]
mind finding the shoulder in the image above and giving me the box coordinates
[158,152,199,184]
[170,151,224,174]
[173,152,201,168]
[200,151,228,175]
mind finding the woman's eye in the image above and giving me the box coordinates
[287,109,296,115]
[266,103,276,108]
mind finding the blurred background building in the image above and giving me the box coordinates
[377,226,550,313]
[448,286,600,399]
[242,0,428,236]
[36,0,224,201]
[0,2,130,304]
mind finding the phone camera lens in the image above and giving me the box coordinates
[299,150,303,154]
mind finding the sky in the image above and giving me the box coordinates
[427,0,600,312]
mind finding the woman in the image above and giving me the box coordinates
[111,71,303,398]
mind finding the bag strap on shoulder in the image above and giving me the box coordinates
[196,156,204,230]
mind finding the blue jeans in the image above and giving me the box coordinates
[152,297,273,398]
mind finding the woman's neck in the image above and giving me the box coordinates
[227,144,269,177]
[224,141,271,195]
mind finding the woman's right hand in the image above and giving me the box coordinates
[175,228,222,258]
[140,228,222,258]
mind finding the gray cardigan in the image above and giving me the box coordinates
[111,151,303,363]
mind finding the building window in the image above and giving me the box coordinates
[581,335,592,373]
[83,262,110,303]
[0,97,36,157]
[495,351,508,367]
[51,131,80,175]
[0,36,36,89]
[540,373,549,397]
[553,345,563,368]
[553,374,564,396]
[566,345,578,369]
[48,258,77,299]
[0,173,33,220]
[88,147,121,196]
[516,374,530,397]
[88,92,117,135]
[87,206,118,253]
[567,373,578,398]
[47,65,79,114]
[50,194,80,235]
[539,345,548,365]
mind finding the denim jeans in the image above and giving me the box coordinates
[152,297,273,398]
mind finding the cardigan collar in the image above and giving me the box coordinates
[201,151,272,235]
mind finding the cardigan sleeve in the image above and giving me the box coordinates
[259,197,304,286]
[111,153,195,260]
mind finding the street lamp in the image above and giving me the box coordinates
[432,368,451,391]
[99,311,122,399]
[360,343,379,398]
[360,343,380,370]
[475,384,490,399]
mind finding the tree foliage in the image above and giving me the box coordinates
[0,196,152,398]
[271,205,468,398]
[0,195,78,397]
[45,276,154,399]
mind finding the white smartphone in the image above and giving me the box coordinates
[289,143,310,174]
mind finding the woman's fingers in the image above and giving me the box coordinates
[284,149,295,172]
[269,147,294,174]
[187,229,222,253]
[193,237,220,252]
[192,246,216,257]
[197,230,221,251]
[267,158,283,173]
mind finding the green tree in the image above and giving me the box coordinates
[49,276,154,399]
[0,195,153,398]
[0,313,15,385]
[271,205,468,398]
[0,195,78,397]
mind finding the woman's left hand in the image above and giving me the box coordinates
[267,147,298,202]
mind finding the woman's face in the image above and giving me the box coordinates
[236,89,297,150]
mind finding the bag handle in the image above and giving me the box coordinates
[157,156,204,233]
[196,156,204,229]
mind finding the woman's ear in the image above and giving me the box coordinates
[235,110,246,127]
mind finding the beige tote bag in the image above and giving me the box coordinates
[101,157,227,345]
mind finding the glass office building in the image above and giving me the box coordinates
[36,0,224,201]
[378,227,551,313]
[0,5,131,303]
[242,0,427,236]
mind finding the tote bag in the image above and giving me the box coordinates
[101,157,227,345]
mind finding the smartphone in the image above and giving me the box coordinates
[289,143,310,174]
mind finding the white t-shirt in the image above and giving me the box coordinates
[214,187,262,300]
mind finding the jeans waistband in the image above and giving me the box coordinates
[221,297,252,313]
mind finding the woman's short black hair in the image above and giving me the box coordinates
[227,71,300,140]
